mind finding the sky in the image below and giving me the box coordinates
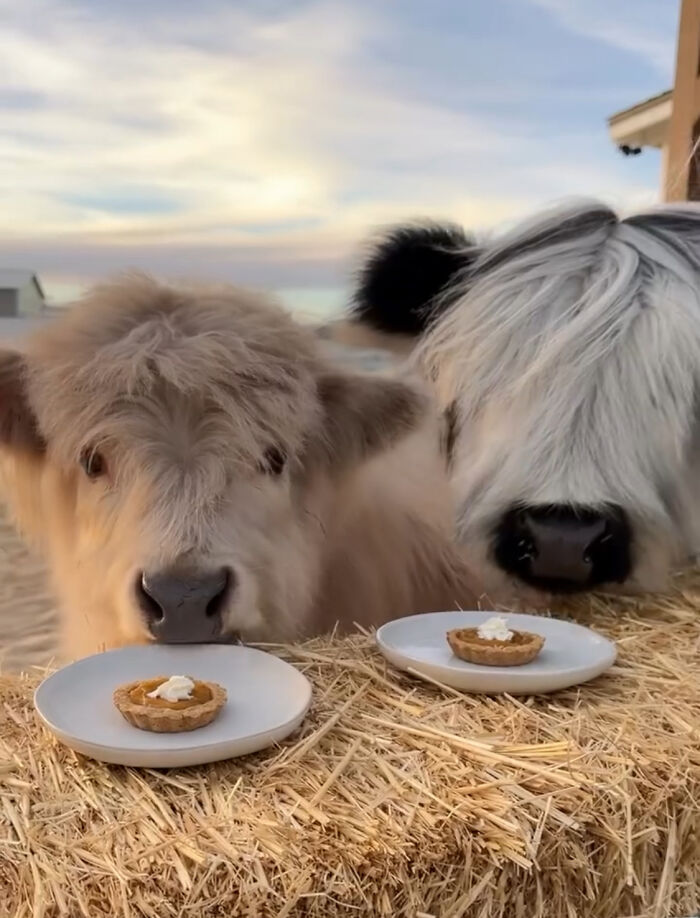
[0,0,679,318]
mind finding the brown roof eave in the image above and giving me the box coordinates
[608,89,673,126]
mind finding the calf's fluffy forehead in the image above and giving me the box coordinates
[23,275,324,467]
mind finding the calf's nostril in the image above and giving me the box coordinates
[205,569,232,618]
[137,572,166,623]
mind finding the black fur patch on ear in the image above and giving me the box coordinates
[314,371,427,469]
[0,349,44,452]
[351,222,478,336]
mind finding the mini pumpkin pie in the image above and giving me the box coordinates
[447,616,544,667]
[113,674,227,733]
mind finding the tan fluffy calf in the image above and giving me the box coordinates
[0,276,479,660]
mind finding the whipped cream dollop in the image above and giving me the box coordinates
[477,616,513,641]
[147,675,195,702]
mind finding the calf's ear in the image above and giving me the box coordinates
[314,371,427,469]
[351,222,479,336]
[0,350,43,452]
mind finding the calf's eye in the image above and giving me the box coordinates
[260,446,286,476]
[79,448,106,479]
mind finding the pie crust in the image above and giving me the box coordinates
[113,676,227,732]
[446,628,544,667]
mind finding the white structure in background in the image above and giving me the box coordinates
[0,270,45,316]
[0,270,52,343]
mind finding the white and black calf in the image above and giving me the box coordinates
[343,201,700,600]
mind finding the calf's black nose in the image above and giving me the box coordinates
[137,567,231,642]
[493,504,631,592]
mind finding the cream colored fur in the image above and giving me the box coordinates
[0,275,479,661]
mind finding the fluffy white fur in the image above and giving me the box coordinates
[421,201,700,595]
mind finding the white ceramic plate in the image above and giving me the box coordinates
[34,644,312,768]
[376,611,616,695]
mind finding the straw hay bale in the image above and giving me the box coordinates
[0,510,56,675]
[1,576,700,918]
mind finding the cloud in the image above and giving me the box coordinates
[0,0,664,301]
[0,0,517,245]
[528,0,677,79]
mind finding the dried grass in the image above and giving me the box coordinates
[2,576,700,917]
